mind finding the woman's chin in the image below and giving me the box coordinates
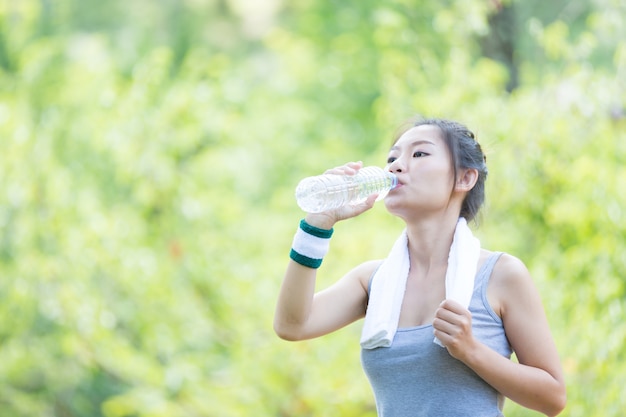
[383,196,401,212]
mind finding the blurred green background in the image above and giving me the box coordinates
[0,0,625,416]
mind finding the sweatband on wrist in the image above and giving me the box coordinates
[289,219,334,268]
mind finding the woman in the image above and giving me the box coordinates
[274,118,566,416]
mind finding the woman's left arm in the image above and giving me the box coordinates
[433,254,566,417]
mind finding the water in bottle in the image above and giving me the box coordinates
[295,166,398,213]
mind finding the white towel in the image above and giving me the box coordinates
[360,218,480,349]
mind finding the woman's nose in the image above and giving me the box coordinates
[388,157,404,172]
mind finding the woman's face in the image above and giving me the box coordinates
[383,124,455,219]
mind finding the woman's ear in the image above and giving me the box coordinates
[455,168,479,192]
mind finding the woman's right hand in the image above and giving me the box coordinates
[303,161,379,230]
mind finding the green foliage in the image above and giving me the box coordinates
[0,0,625,415]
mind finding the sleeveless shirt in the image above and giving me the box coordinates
[361,252,512,417]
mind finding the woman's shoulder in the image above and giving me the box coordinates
[347,259,385,290]
[355,259,385,277]
[479,249,528,276]
[491,252,531,281]
[486,251,537,311]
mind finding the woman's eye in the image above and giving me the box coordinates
[413,151,428,157]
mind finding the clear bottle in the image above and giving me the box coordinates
[295,166,398,213]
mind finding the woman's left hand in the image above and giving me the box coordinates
[433,299,477,361]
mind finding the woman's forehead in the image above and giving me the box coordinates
[394,124,443,146]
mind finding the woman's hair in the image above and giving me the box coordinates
[393,117,488,223]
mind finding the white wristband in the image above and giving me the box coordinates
[289,219,334,269]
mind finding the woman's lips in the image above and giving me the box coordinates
[390,182,403,191]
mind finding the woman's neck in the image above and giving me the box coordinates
[404,212,460,268]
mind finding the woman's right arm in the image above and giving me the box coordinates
[273,257,378,341]
[274,165,380,341]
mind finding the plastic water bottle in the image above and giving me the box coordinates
[295,166,398,213]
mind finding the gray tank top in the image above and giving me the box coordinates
[361,252,512,417]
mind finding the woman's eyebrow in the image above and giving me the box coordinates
[390,139,436,151]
